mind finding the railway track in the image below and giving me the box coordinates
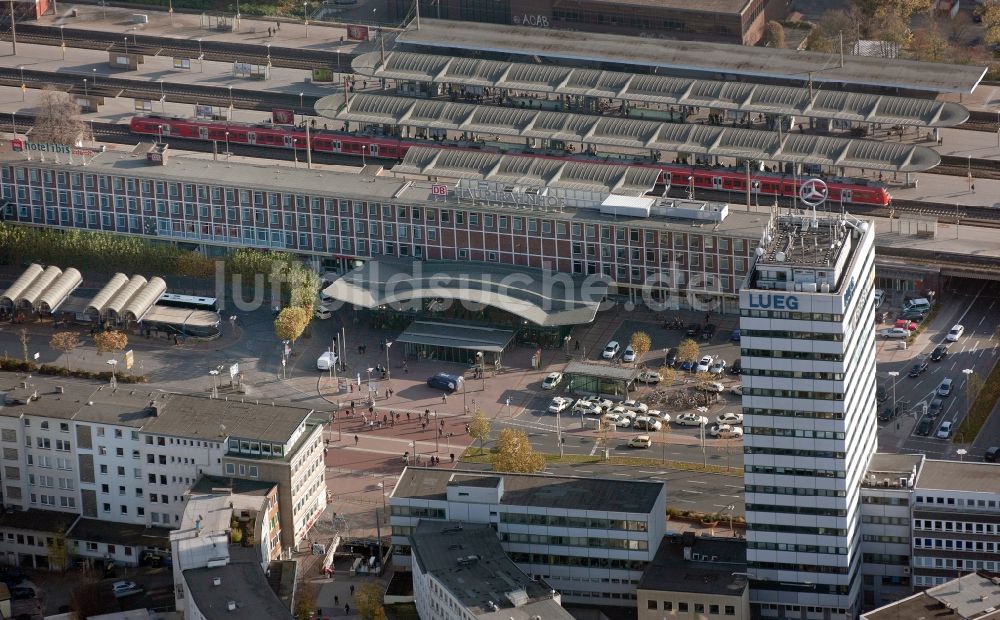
[0,66,320,113]
[959,111,999,133]
[0,23,356,71]
[936,155,1000,180]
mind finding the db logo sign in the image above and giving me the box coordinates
[431,184,449,197]
[10,138,25,151]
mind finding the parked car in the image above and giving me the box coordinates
[632,416,662,432]
[874,288,884,308]
[427,372,464,392]
[698,381,725,393]
[646,410,670,423]
[729,385,743,396]
[686,324,700,337]
[985,446,1000,463]
[728,359,742,375]
[680,359,696,372]
[936,421,953,439]
[572,400,601,416]
[701,324,716,340]
[314,305,333,320]
[603,413,630,428]
[316,351,338,371]
[709,359,727,375]
[876,385,888,402]
[894,319,918,332]
[665,349,678,367]
[928,398,943,418]
[716,412,744,425]
[637,370,662,384]
[937,378,953,397]
[620,400,649,414]
[602,341,620,359]
[584,396,614,412]
[930,345,948,362]
[675,413,708,426]
[628,435,652,448]
[899,310,927,321]
[946,324,965,342]
[908,360,928,377]
[11,586,35,600]
[709,424,743,438]
[916,418,932,436]
[622,346,636,363]
[730,329,741,342]
[547,396,573,414]
[696,355,714,373]
[879,328,909,339]
[541,372,563,390]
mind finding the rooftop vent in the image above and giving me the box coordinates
[227,601,237,611]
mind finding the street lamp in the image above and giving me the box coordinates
[366,367,374,399]
[123,36,128,57]
[299,92,304,124]
[963,368,975,440]
[107,359,118,387]
[303,1,309,38]
[564,335,571,356]
[687,175,694,199]
[159,79,165,111]
[752,180,760,208]
[18,65,24,100]
[266,42,271,66]
[59,25,65,59]
[385,341,392,382]
[228,85,234,110]
[209,369,220,399]
[225,131,230,159]
[696,406,708,467]
[957,448,968,462]
[157,124,164,145]
[887,371,899,418]
[968,155,973,191]
[83,78,88,97]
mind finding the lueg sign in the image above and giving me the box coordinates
[747,294,799,310]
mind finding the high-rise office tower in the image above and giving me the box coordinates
[740,212,878,620]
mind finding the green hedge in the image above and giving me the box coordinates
[0,358,148,383]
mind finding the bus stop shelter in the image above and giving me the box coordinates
[395,320,514,365]
[564,361,638,398]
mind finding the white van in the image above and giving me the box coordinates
[903,297,931,312]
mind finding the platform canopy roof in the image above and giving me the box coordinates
[397,19,987,95]
[315,93,942,172]
[321,260,610,327]
[355,51,969,128]
[394,147,661,195]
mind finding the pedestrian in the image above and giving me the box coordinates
[345,603,350,615]
[173,335,179,345]
[349,384,354,393]
[276,21,280,30]
[383,413,388,424]
[406,412,411,421]
[350,585,355,595]
[575,339,580,350]
[450,453,455,463]
[442,393,448,403]
[422,422,427,432]
[354,435,359,446]
[972,183,976,192]
[334,595,339,605]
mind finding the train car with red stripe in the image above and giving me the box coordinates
[129,115,891,207]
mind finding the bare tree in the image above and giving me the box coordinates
[32,88,86,146]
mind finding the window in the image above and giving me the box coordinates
[225,463,235,475]
[647,600,657,610]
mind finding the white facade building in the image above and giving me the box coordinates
[389,467,667,606]
[740,214,878,620]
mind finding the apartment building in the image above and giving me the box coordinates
[0,372,327,566]
[861,570,1000,620]
[171,476,291,619]
[911,460,1000,589]
[410,520,573,620]
[859,453,922,609]
[389,467,667,606]
[740,214,878,620]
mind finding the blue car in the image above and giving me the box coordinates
[680,359,695,372]
[427,372,464,392]
[730,329,741,342]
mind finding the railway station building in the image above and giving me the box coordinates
[390,0,787,45]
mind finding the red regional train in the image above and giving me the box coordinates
[130,115,892,207]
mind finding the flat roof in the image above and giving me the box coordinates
[915,459,1000,494]
[0,375,159,426]
[398,19,987,94]
[143,305,221,329]
[866,453,923,477]
[184,562,293,620]
[397,321,515,354]
[317,93,942,173]
[355,51,970,128]
[410,521,572,619]
[141,393,312,444]
[0,508,78,534]
[564,360,640,382]
[323,260,609,327]
[638,534,747,596]
[392,467,664,514]
[863,571,1000,620]
[189,475,276,498]
[69,518,171,549]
